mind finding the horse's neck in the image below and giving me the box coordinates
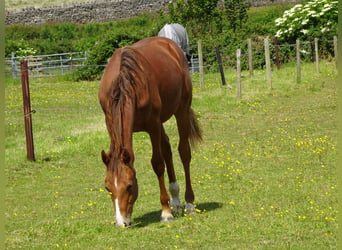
[122,106,133,149]
[117,96,135,161]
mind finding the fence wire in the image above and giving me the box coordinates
[4,38,337,142]
[5,37,337,79]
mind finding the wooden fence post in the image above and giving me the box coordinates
[296,39,301,84]
[198,40,204,90]
[20,60,35,161]
[274,36,281,70]
[264,37,272,89]
[333,36,338,69]
[247,38,253,77]
[215,46,227,86]
[314,38,320,73]
[236,49,242,100]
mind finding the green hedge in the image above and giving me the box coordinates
[5,4,337,80]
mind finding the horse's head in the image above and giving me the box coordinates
[101,149,138,227]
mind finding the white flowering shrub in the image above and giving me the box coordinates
[275,0,338,42]
[16,47,37,57]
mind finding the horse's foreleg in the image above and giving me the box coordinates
[161,127,182,214]
[149,126,173,221]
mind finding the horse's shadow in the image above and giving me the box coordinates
[133,202,223,228]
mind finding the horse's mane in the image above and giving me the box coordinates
[108,47,148,159]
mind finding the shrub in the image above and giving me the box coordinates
[275,0,338,43]
[73,14,166,80]
[72,31,143,81]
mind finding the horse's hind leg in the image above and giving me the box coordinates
[161,126,182,213]
[175,112,196,213]
[148,123,173,221]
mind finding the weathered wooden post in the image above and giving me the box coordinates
[21,60,35,161]
[198,40,204,90]
[333,36,338,69]
[215,46,227,86]
[264,37,272,89]
[236,49,242,100]
[247,38,253,77]
[274,36,281,70]
[296,39,301,84]
[314,38,320,73]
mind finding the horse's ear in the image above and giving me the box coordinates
[121,149,131,165]
[101,150,110,166]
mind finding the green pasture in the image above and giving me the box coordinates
[5,61,337,249]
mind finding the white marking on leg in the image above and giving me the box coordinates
[161,209,173,221]
[114,176,117,189]
[115,199,125,226]
[169,182,182,208]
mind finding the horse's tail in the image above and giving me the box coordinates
[188,108,203,147]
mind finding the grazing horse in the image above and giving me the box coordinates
[98,37,202,227]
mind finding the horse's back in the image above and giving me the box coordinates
[99,37,192,124]
[132,37,192,121]
[133,37,187,68]
[132,37,190,90]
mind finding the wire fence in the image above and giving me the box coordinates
[4,36,338,127]
[4,36,337,81]
[193,37,337,73]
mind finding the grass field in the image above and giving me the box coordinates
[5,61,337,249]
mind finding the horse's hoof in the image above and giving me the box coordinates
[184,203,196,214]
[171,205,184,217]
[161,209,174,221]
[160,216,173,222]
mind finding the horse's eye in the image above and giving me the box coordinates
[105,186,110,192]
[126,184,133,193]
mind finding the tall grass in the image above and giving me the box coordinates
[5,61,337,249]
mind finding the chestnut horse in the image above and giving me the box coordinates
[98,37,202,227]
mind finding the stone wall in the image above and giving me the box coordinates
[247,0,299,7]
[5,0,300,25]
[5,0,170,25]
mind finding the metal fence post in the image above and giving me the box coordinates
[11,52,17,78]
[215,46,227,86]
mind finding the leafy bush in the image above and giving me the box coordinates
[73,14,166,80]
[73,31,142,81]
[15,47,37,57]
[190,4,295,71]
[275,0,338,42]
[273,0,338,63]
[6,4,337,79]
